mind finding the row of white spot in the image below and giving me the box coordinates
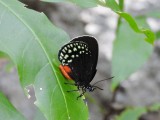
[59,42,91,65]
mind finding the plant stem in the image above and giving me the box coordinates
[116,0,124,33]
[119,0,124,11]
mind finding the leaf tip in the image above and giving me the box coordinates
[144,31,155,45]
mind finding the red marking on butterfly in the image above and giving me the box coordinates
[59,64,73,80]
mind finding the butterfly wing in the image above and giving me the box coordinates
[58,36,98,86]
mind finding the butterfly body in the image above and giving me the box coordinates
[58,36,99,98]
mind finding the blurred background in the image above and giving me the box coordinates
[0,0,160,120]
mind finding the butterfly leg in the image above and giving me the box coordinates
[77,88,86,100]
[64,82,76,85]
[67,89,79,92]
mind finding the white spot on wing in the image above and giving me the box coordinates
[70,44,73,47]
[62,49,65,52]
[59,56,62,60]
[64,54,69,59]
[61,53,64,56]
[71,55,75,58]
[68,60,72,63]
[64,47,67,50]
[73,48,77,51]
[40,88,43,90]
[62,60,65,63]
[68,49,72,53]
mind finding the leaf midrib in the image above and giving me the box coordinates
[0,0,70,119]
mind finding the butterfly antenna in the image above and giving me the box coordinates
[92,76,114,86]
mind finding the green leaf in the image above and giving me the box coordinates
[41,0,155,43]
[42,0,98,8]
[0,92,26,120]
[0,51,10,58]
[105,0,121,11]
[112,18,153,90]
[106,0,155,44]
[0,0,88,120]
[0,52,14,71]
[116,107,146,120]
[155,30,160,40]
[145,10,160,18]
[149,103,160,111]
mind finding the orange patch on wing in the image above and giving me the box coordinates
[59,65,72,80]
[63,65,71,73]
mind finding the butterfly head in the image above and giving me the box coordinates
[86,85,95,92]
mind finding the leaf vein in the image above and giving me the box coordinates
[0,1,70,118]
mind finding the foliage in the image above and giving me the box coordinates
[112,17,153,90]
[116,107,146,120]
[0,0,87,120]
[0,92,26,120]
[0,0,158,120]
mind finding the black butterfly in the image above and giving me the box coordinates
[58,36,113,99]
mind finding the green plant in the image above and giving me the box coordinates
[0,0,158,120]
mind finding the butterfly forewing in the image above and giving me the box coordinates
[58,36,98,86]
[70,36,98,72]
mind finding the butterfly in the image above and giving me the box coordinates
[58,36,113,99]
